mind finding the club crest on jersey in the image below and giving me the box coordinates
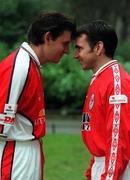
[4,103,17,114]
[89,93,95,110]
[81,112,91,131]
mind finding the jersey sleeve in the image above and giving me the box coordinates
[0,50,30,138]
[101,66,130,179]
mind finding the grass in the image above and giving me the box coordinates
[43,134,91,180]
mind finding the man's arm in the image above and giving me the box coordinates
[0,50,30,137]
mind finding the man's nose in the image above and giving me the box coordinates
[74,51,79,59]
[64,46,69,54]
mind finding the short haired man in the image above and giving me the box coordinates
[0,11,76,180]
[75,20,130,180]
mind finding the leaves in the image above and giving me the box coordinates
[41,50,92,110]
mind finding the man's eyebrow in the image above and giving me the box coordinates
[64,41,70,44]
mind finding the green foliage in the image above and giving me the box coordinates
[44,134,90,180]
[41,51,92,110]
[0,42,9,60]
[0,0,47,47]
[115,40,130,62]
[115,41,130,74]
[0,41,22,60]
[120,62,130,74]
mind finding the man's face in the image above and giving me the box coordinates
[75,34,97,70]
[44,30,71,63]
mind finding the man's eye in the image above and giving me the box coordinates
[77,47,82,51]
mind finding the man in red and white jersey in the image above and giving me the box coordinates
[0,12,76,180]
[74,20,130,179]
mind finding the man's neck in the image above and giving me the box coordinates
[92,56,112,74]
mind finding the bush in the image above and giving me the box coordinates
[115,40,130,62]
[0,42,9,60]
[41,52,92,111]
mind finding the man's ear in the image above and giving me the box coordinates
[94,41,104,56]
[44,31,52,44]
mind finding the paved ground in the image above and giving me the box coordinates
[46,113,81,134]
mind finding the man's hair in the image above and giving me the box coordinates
[76,20,118,58]
[27,11,76,45]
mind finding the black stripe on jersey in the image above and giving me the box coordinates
[18,112,35,138]
[21,46,36,62]
[21,46,40,67]
[6,50,19,104]
[17,57,31,103]
[0,125,4,134]
[10,141,16,179]
[1,141,16,180]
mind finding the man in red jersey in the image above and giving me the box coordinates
[74,20,130,180]
[0,11,76,180]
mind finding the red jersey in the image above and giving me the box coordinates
[81,60,130,179]
[0,42,46,140]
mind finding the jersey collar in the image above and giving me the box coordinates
[21,42,41,67]
[93,60,118,78]
[90,60,118,85]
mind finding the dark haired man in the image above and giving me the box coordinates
[75,20,130,179]
[0,11,76,180]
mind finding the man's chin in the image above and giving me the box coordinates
[50,59,60,64]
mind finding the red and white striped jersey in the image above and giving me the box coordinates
[0,42,46,140]
[81,60,130,179]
